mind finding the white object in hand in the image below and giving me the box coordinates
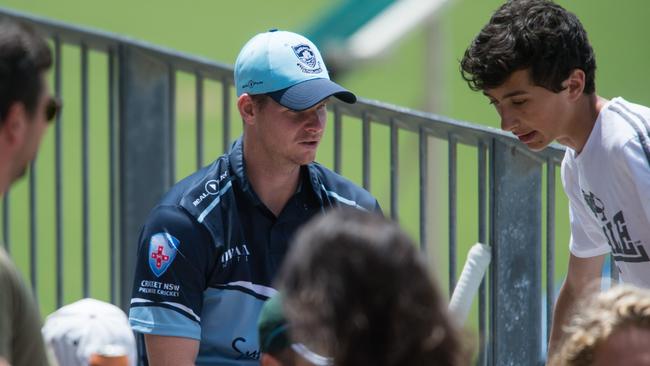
[449,242,492,326]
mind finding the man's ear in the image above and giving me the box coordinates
[565,69,586,101]
[237,93,256,126]
[260,353,283,366]
[0,102,27,146]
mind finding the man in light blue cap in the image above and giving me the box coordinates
[128,29,380,365]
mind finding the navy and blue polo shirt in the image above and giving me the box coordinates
[129,138,379,365]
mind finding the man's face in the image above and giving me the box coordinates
[484,69,572,151]
[12,74,53,182]
[250,97,328,167]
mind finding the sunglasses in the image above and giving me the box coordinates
[45,96,62,122]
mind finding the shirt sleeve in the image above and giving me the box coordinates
[561,156,611,258]
[129,205,216,340]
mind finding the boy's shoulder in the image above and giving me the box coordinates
[563,97,650,169]
[598,97,650,151]
[585,97,650,156]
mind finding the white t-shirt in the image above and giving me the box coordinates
[562,97,650,287]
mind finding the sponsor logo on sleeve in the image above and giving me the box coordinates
[193,171,229,207]
[148,232,179,277]
[138,280,181,298]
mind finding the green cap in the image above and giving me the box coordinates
[258,293,290,354]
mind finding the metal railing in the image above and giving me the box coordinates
[0,7,603,365]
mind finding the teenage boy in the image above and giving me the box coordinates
[460,0,650,356]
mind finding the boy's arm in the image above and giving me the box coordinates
[547,253,605,359]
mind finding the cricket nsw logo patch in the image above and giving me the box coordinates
[292,44,322,74]
[148,232,179,277]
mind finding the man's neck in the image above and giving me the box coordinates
[560,93,607,153]
[243,138,302,217]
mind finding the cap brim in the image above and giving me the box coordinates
[266,78,356,111]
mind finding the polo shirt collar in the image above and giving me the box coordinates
[228,138,260,205]
[228,137,322,209]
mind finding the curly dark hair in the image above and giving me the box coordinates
[277,209,466,366]
[0,18,52,124]
[460,0,596,94]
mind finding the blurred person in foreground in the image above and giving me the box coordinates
[42,298,137,366]
[460,0,650,357]
[0,18,60,366]
[551,284,650,366]
[128,29,379,365]
[276,209,466,366]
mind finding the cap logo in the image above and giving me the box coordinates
[242,79,264,91]
[292,44,322,74]
[148,232,179,277]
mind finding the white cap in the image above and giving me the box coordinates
[42,298,137,366]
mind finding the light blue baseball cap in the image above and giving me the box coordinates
[234,29,356,111]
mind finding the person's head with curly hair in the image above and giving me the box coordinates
[552,285,650,366]
[460,0,596,94]
[459,0,603,153]
[276,209,467,366]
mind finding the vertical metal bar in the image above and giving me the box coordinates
[478,141,487,366]
[2,192,8,253]
[448,134,457,294]
[389,118,399,221]
[195,72,204,169]
[54,36,63,308]
[168,68,176,186]
[488,140,496,366]
[118,45,173,311]
[81,43,90,298]
[419,127,428,253]
[490,140,543,365]
[29,160,37,296]
[108,48,117,304]
[362,112,371,191]
[333,105,342,174]
[546,159,556,343]
[221,78,231,153]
